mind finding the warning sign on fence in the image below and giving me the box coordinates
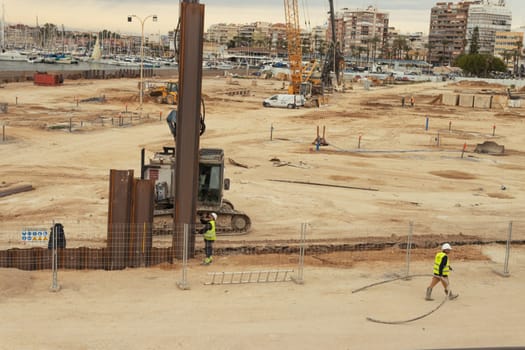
[21,229,49,243]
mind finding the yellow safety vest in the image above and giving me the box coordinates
[203,220,216,241]
[433,252,450,276]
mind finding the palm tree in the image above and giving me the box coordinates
[357,46,365,66]
[370,36,381,65]
[502,50,512,71]
[440,39,451,66]
[40,23,58,50]
[393,36,407,60]
[424,42,434,64]
[514,40,523,76]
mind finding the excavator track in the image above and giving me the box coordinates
[153,205,251,236]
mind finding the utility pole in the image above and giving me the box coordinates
[127,14,158,116]
[172,0,205,259]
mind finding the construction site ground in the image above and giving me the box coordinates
[1,74,525,349]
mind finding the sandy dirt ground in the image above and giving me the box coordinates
[1,73,525,349]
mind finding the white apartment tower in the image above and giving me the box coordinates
[466,0,512,54]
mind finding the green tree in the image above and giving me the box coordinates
[469,26,480,55]
[455,53,506,77]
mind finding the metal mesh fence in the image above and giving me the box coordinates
[0,219,522,272]
[0,221,198,271]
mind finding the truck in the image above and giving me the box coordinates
[141,146,251,235]
[263,94,305,109]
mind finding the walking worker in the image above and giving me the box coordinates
[410,95,415,107]
[199,212,217,265]
[426,243,458,300]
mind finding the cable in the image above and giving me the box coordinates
[353,274,453,324]
[367,294,449,325]
[351,273,429,293]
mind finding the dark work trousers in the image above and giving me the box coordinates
[204,239,213,258]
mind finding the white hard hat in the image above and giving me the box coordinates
[442,243,452,251]
[211,213,217,220]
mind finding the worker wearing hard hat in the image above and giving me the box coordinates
[425,243,459,300]
[199,212,217,265]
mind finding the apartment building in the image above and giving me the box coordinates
[329,6,389,58]
[310,25,327,56]
[205,23,239,45]
[466,1,512,54]
[428,1,476,65]
[494,31,523,70]
[494,31,523,56]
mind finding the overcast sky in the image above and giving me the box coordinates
[2,0,525,35]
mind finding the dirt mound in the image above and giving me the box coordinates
[451,80,505,89]
[429,170,477,180]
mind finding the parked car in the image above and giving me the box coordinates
[263,94,305,109]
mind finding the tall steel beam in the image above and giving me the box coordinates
[172,1,205,259]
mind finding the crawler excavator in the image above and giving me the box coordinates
[140,109,251,235]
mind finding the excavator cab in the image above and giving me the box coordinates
[166,81,178,94]
[197,148,229,206]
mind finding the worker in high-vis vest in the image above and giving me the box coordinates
[425,243,459,300]
[199,212,217,265]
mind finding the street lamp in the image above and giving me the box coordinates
[128,14,158,115]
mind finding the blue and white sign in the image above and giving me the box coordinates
[21,229,49,243]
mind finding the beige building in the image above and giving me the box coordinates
[428,1,476,65]
[205,23,239,45]
[329,6,389,59]
[494,31,523,69]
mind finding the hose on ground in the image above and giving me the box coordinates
[353,274,451,325]
[351,273,429,294]
[366,294,449,325]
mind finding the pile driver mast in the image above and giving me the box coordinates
[172,0,205,258]
[322,0,345,89]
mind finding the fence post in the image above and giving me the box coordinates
[503,221,512,276]
[50,220,60,292]
[177,223,190,290]
[405,221,413,279]
[494,221,513,277]
[292,222,306,284]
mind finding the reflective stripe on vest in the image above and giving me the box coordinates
[433,252,449,276]
[203,220,216,241]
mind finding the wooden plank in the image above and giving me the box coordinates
[0,184,34,198]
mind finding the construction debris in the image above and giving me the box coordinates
[223,88,250,96]
[80,95,106,103]
[228,158,249,168]
[474,141,505,155]
[0,184,34,198]
[268,179,378,191]
[270,158,310,169]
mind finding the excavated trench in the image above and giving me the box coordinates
[208,234,525,258]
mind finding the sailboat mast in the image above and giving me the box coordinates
[1,3,5,50]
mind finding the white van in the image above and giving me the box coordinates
[263,94,305,109]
